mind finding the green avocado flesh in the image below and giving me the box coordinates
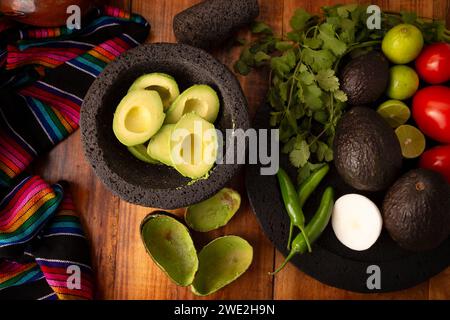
[191,236,253,296]
[141,214,198,286]
[185,188,241,232]
[128,144,159,164]
[165,84,220,124]
[113,89,165,146]
[147,124,175,166]
[128,73,180,110]
[170,113,218,179]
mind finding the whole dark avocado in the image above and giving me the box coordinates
[383,169,450,252]
[333,107,402,191]
[339,51,389,105]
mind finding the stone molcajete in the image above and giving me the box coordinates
[80,43,249,209]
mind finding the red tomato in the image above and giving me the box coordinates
[420,145,450,183]
[415,43,450,84]
[412,86,450,143]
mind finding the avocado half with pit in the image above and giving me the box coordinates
[140,213,198,286]
[112,89,165,146]
[165,84,220,124]
[128,73,180,110]
[170,112,218,179]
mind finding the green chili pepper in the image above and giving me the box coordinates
[298,164,330,207]
[271,186,334,275]
[277,168,311,252]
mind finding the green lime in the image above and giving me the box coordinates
[387,65,419,100]
[377,100,411,128]
[382,24,424,64]
[395,125,426,159]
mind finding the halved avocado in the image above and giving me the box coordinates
[113,90,165,146]
[128,73,180,110]
[185,188,241,232]
[128,144,159,164]
[170,113,218,179]
[140,213,198,286]
[191,236,253,296]
[147,124,175,166]
[165,84,220,124]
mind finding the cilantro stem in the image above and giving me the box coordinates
[308,125,329,147]
[285,48,303,114]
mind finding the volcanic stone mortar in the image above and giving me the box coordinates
[173,0,259,49]
[80,43,249,209]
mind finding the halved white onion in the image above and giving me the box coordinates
[332,194,383,251]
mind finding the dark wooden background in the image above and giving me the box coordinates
[34,0,450,299]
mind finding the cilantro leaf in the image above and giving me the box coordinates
[289,140,310,168]
[234,60,251,75]
[302,48,335,72]
[251,21,273,34]
[254,51,271,63]
[303,84,323,110]
[400,11,417,24]
[337,4,358,18]
[303,37,322,49]
[315,69,339,91]
[275,41,294,51]
[334,89,348,102]
[318,23,347,56]
[290,9,312,31]
[298,70,315,85]
[271,57,291,77]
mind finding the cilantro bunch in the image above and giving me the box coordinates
[234,4,448,184]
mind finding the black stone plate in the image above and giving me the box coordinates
[246,103,450,293]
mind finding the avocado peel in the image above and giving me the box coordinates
[185,188,241,232]
[140,213,199,286]
[191,235,253,296]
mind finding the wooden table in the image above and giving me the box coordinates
[35,0,450,299]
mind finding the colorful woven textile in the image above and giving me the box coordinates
[0,6,149,299]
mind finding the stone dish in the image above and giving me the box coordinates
[80,43,249,209]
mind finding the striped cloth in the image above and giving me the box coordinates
[0,180,92,300]
[0,6,149,299]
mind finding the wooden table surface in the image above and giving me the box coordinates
[35,0,450,300]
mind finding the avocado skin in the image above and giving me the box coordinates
[383,169,450,252]
[333,107,402,191]
[339,51,389,105]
